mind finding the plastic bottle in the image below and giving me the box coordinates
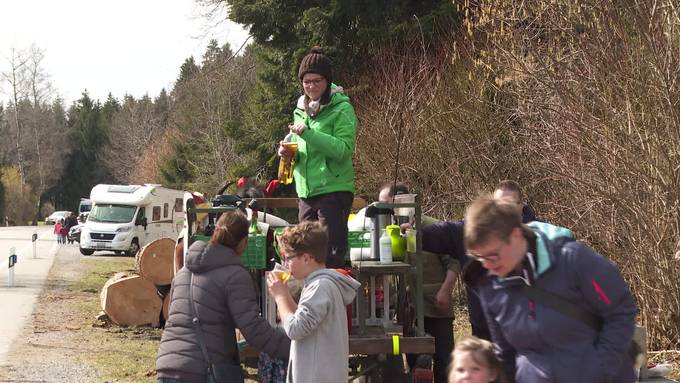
[249,209,260,235]
[379,229,392,264]
[278,132,298,185]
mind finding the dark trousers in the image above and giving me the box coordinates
[407,316,454,383]
[298,191,353,268]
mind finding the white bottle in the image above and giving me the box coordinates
[379,229,393,264]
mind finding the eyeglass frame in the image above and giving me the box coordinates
[467,241,506,263]
[301,77,326,87]
[282,252,304,265]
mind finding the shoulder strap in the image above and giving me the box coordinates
[522,284,602,331]
[189,273,213,372]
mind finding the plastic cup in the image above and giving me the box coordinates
[272,263,291,282]
[406,229,416,253]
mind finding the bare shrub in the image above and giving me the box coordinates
[353,0,679,349]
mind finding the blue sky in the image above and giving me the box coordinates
[0,0,250,105]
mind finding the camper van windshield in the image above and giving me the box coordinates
[89,204,137,223]
[79,200,92,213]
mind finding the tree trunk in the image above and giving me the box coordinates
[100,274,162,327]
[135,238,176,286]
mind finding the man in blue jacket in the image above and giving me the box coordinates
[463,195,637,383]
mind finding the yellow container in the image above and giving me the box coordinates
[278,142,298,185]
[386,225,406,260]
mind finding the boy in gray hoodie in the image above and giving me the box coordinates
[267,221,360,383]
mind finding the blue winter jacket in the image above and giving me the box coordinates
[477,222,637,383]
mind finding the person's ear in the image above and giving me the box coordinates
[489,368,499,382]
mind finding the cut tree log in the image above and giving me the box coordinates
[135,238,175,285]
[100,274,162,327]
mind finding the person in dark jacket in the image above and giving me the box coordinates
[156,211,290,383]
[277,46,357,268]
[463,195,637,383]
[493,180,538,223]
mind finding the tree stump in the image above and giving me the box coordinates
[135,238,175,285]
[100,274,162,327]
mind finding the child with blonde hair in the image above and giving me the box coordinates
[448,336,501,383]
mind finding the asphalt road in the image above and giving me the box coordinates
[0,225,59,363]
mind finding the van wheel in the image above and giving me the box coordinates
[80,248,95,256]
[126,239,140,257]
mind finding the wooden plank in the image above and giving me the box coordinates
[349,335,435,354]
[351,260,412,274]
[243,197,367,210]
[238,335,436,359]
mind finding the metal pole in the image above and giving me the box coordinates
[8,247,16,287]
[414,194,424,337]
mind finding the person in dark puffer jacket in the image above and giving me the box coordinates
[156,211,290,383]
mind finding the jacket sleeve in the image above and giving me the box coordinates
[568,242,637,383]
[480,291,516,383]
[283,280,330,340]
[422,220,466,273]
[226,268,291,360]
[300,102,356,162]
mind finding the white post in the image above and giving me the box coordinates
[8,247,16,287]
[33,231,38,259]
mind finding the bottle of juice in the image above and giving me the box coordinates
[278,132,298,185]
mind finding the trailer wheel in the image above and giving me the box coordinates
[80,248,95,256]
[126,239,140,257]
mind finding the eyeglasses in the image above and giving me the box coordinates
[467,242,505,263]
[283,253,303,264]
[302,78,325,87]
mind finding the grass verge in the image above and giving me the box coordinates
[70,258,162,383]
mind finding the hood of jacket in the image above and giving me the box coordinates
[305,268,360,305]
[296,84,348,114]
[184,240,243,273]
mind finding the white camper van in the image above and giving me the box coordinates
[79,184,185,256]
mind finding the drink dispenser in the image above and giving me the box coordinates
[364,202,393,261]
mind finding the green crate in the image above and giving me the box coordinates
[348,231,371,248]
[191,233,267,269]
[243,234,267,269]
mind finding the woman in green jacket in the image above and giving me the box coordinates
[278,46,357,268]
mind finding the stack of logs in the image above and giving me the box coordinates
[100,238,176,327]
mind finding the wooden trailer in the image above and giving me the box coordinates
[183,195,436,382]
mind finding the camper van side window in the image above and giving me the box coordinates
[163,203,169,218]
[174,198,182,212]
[153,206,161,221]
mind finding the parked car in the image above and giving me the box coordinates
[68,224,83,243]
[45,211,72,225]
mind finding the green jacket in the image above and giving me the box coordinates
[291,85,357,198]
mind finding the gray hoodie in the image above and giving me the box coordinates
[284,268,360,383]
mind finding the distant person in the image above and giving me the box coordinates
[463,195,637,383]
[157,211,290,383]
[53,219,64,244]
[65,212,78,244]
[277,46,358,268]
[493,180,538,222]
[448,336,501,383]
[266,221,360,383]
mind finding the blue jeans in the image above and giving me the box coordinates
[158,379,185,383]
